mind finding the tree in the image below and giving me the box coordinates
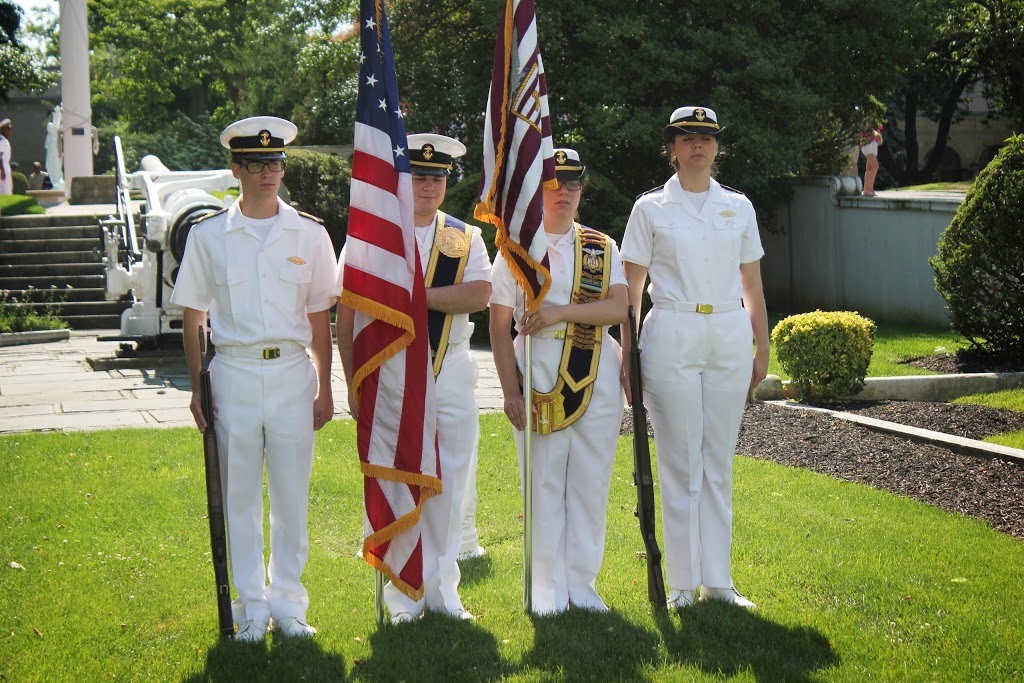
[389,0,926,219]
[88,0,356,170]
[0,0,56,99]
[880,0,1024,185]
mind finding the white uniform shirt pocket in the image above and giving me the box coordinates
[279,263,314,313]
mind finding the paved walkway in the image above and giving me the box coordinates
[0,330,504,434]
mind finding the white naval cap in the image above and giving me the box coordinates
[219,116,298,158]
[553,148,585,180]
[407,133,467,176]
[664,106,724,137]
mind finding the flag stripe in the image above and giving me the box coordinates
[343,0,440,602]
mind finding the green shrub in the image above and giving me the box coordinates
[0,287,70,333]
[11,171,28,195]
[931,134,1024,364]
[283,149,351,255]
[772,310,876,401]
[0,194,45,216]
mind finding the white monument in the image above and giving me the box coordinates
[59,0,94,183]
[44,106,65,191]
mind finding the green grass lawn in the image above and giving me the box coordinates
[2,413,1022,681]
[955,388,1024,449]
[890,182,972,193]
[0,194,45,216]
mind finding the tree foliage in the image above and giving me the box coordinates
[881,0,1024,185]
[389,0,925,217]
[0,1,56,99]
[88,0,356,170]
[931,134,1024,362]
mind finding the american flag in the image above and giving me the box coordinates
[474,0,556,314]
[341,0,440,601]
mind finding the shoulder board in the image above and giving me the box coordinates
[576,225,612,247]
[297,210,325,225]
[441,212,469,231]
[635,184,664,200]
[192,207,227,224]
[719,183,746,196]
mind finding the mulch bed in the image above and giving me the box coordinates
[620,354,1024,540]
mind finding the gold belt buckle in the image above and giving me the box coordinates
[262,347,281,360]
[696,303,714,314]
[553,330,566,339]
[533,395,555,435]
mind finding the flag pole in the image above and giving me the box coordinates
[523,333,534,613]
[374,569,384,625]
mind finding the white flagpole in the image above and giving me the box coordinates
[523,333,534,613]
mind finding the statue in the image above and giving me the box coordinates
[45,106,65,190]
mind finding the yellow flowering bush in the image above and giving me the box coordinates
[771,310,876,401]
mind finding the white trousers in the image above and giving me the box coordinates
[513,333,623,615]
[384,343,479,616]
[458,442,483,556]
[640,307,751,591]
[210,352,317,626]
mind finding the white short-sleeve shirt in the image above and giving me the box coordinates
[170,198,338,348]
[619,177,763,306]
[490,227,627,331]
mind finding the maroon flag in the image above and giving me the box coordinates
[475,0,556,314]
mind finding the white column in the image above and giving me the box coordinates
[59,0,94,183]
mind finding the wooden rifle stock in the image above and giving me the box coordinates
[628,306,667,606]
[199,329,234,637]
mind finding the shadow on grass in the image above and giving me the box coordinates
[523,608,662,682]
[654,601,839,681]
[457,552,494,587]
[183,632,349,682]
[357,611,512,681]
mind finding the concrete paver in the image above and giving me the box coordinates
[0,330,504,434]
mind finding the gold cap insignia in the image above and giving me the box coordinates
[694,108,706,121]
[288,256,306,265]
[436,226,470,258]
[554,150,567,164]
[422,144,434,160]
[259,130,271,147]
[719,210,736,218]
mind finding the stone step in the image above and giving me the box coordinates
[0,250,100,266]
[0,274,106,290]
[0,213,119,229]
[0,262,105,277]
[1,237,101,254]
[2,286,110,302]
[5,300,129,317]
[0,224,101,240]
[63,313,124,330]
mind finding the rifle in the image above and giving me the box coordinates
[627,306,667,606]
[199,329,234,637]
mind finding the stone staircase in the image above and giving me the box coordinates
[0,212,133,330]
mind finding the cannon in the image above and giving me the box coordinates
[99,136,238,352]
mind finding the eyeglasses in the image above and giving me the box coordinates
[555,179,583,191]
[243,160,286,173]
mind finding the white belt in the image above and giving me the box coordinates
[215,341,306,360]
[653,301,742,314]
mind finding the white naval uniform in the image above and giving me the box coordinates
[336,220,491,618]
[490,228,626,615]
[0,136,12,195]
[620,177,764,592]
[170,198,338,626]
